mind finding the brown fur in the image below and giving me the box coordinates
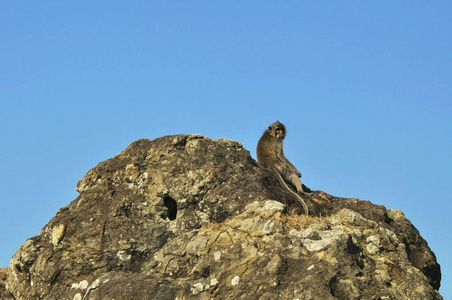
[257,121,309,215]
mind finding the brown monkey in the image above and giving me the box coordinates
[257,121,309,215]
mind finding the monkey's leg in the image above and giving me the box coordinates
[286,172,312,194]
[288,173,304,194]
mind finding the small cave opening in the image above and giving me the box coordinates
[163,196,177,221]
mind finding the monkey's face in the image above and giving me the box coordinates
[268,121,286,140]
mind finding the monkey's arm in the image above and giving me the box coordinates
[277,147,302,178]
[277,153,301,178]
[284,158,302,178]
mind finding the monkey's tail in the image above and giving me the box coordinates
[274,171,309,215]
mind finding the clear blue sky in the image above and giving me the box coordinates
[1,2,451,298]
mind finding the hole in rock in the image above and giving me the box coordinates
[163,196,177,221]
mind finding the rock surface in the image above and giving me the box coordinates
[4,135,442,299]
[0,268,13,300]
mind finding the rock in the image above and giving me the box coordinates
[0,268,13,300]
[5,135,443,299]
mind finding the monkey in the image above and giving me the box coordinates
[256,121,309,215]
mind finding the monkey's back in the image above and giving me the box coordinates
[256,131,278,168]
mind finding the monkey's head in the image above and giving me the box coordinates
[267,121,286,140]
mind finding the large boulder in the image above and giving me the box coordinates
[4,135,442,299]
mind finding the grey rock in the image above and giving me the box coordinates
[4,135,442,299]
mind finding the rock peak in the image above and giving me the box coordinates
[3,135,442,299]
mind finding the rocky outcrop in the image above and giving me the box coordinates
[5,135,442,299]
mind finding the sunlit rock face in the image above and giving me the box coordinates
[3,135,442,299]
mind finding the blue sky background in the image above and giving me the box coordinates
[1,2,451,298]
